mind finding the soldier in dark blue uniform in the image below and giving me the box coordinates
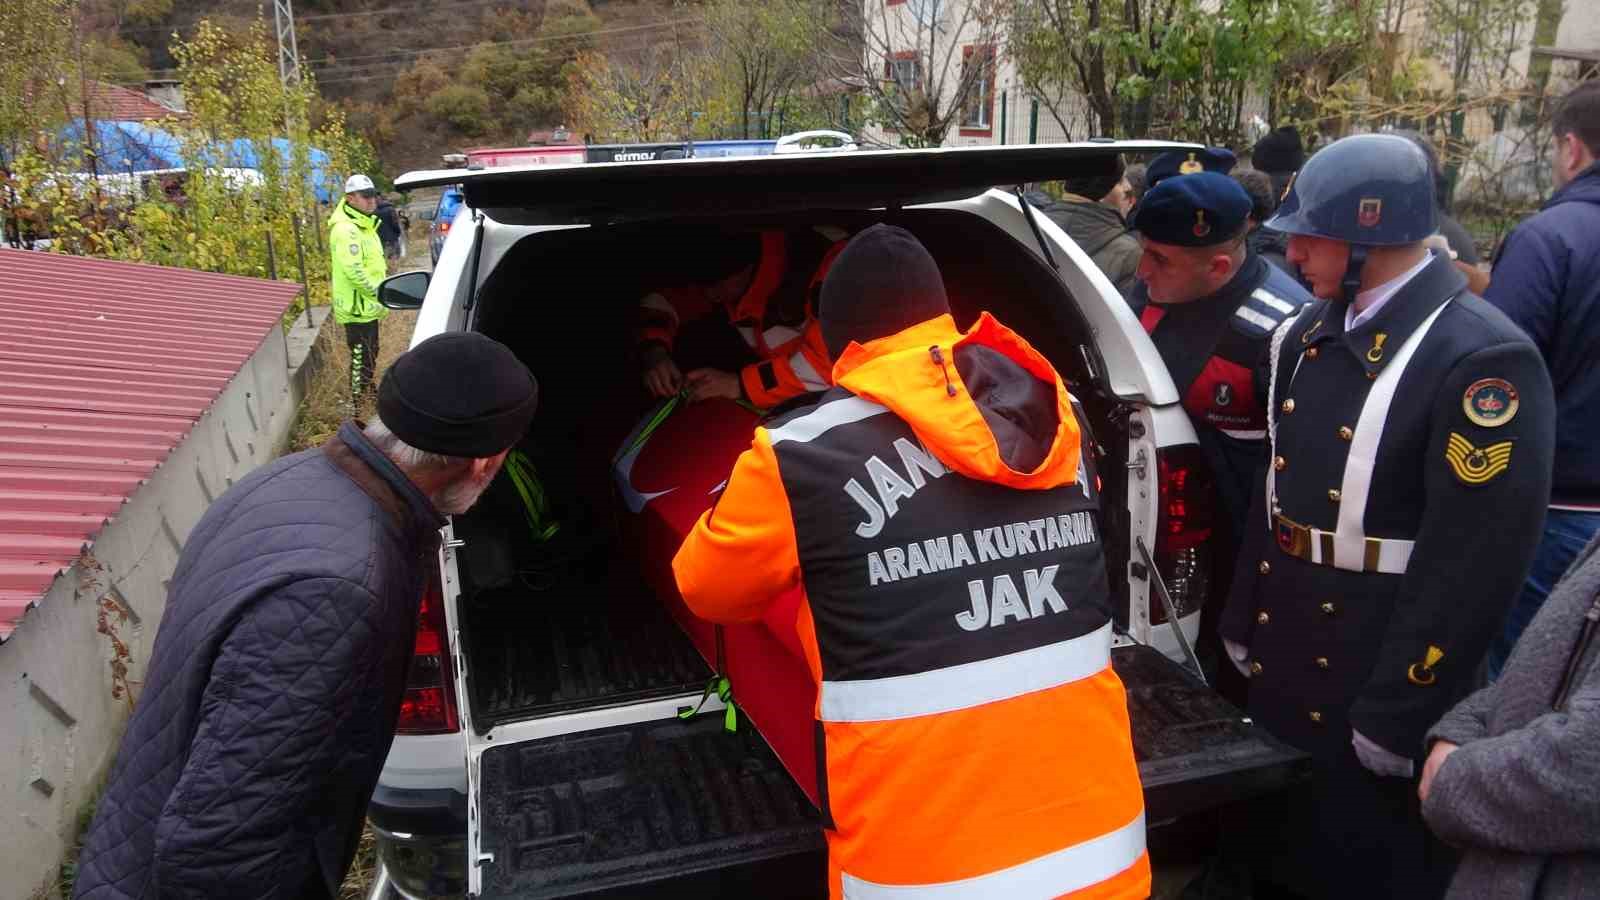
[1127,169,1313,685]
[1219,134,1556,898]
[1130,169,1313,547]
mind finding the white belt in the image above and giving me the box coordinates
[1265,299,1451,575]
[1275,515,1414,575]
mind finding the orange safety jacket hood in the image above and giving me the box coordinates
[830,311,1083,490]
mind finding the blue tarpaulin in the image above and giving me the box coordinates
[58,120,185,173]
[52,123,335,202]
[205,138,336,202]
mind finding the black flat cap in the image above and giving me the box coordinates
[378,332,538,458]
[1131,172,1252,248]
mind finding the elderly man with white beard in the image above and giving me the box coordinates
[74,333,538,900]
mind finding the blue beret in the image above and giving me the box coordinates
[1131,171,1253,247]
[1147,147,1237,187]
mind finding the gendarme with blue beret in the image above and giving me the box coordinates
[1131,170,1253,248]
[1146,146,1237,187]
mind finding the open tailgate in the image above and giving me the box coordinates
[394,140,1196,225]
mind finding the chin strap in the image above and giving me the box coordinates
[1342,244,1370,303]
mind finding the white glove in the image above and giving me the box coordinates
[1223,638,1252,678]
[1353,729,1416,779]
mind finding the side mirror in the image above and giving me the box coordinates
[379,270,429,310]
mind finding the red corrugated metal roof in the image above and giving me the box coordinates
[0,249,302,642]
[87,82,187,122]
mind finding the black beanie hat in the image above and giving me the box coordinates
[377,332,539,458]
[1252,126,1305,175]
[819,224,949,360]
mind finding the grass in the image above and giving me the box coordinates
[287,306,420,453]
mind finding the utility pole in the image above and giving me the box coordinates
[272,0,315,330]
[273,0,301,87]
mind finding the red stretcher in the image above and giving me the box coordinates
[613,397,821,804]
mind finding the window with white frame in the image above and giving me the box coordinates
[960,46,995,130]
[886,55,922,98]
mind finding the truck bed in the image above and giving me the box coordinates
[477,716,825,899]
[459,584,712,729]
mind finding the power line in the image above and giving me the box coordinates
[131,17,703,80]
[115,0,547,38]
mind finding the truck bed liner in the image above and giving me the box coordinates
[1113,643,1308,822]
[477,716,825,899]
[461,586,712,727]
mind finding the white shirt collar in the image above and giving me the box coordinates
[1345,252,1434,331]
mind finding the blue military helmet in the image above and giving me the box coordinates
[1267,133,1437,246]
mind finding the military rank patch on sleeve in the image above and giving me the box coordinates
[1463,378,1518,427]
[1446,432,1512,485]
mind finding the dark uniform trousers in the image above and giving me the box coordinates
[345,320,380,402]
[1218,254,1555,899]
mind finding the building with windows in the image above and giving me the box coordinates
[862,0,1600,152]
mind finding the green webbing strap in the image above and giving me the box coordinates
[677,675,738,732]
[505,450,559,542]
[619,391,686,462]
[618,390,768,465]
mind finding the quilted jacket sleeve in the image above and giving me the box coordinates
[152,576,389,898]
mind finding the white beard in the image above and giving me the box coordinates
[434,476,493,516]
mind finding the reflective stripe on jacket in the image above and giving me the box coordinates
[674,312,1150,899]
[328,200,388,325]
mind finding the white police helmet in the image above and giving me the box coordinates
[343,173,376,194]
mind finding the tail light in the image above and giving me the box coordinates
[397,569,460,734]
[1150,444,1215,625]
[439,220,451,235]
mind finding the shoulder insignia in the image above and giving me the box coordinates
[1233,288,1299,338]
[349,243,361,256]
[1445,433,1513,485]
[1463,378,1519,428]
[1407,645,1445,685]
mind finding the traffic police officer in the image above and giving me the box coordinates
[1219,134,1555,898]
[329,173,388,403]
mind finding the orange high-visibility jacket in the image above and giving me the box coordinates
[638,232,845,407]
[673,313,1150,899]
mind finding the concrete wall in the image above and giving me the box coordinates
[4,316,327,900]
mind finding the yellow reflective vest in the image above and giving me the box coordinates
[328,200,388,325]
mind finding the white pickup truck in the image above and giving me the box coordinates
[364,143,1305,899]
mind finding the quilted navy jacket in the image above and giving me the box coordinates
[1485,163,1600,507]
[74,422,444,900]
